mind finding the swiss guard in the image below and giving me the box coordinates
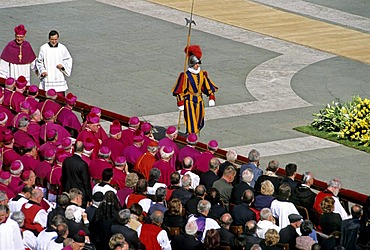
[172,45,218,134]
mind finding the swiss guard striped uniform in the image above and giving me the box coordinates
[172,69,218,134]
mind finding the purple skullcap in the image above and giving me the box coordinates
[28,85,39,93]
[46,89,57,99]
[10,160,23,172]
[65,93,77,106]
[160,145,174,159]
[62,137,72,149]
[129,116,140,126]
[140,122,152,133]
[3,129,14,143]
[46,129,57,139]
[20,100,31,110]
[16,76,27,89]
[43,109,54,119]
[208,140,219,150]
[110,120,121,135]
[84,138,95,151]
[57,153,69,163]
[99,146,111,155]
[44,149,56,159]
[0,112,7,124]
[29,107,39,116]
[91,107,101,115]
[21,170,31,181]
[166,126,177,135]
[87,113,100,124]
[115,156,127,166]
[133,135,144,143]
[25,140,36,149]
[14,24,27,35]
[5,77,15,86]
[187,133,198,144]
[0,171,11,180]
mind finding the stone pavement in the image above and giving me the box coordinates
[1,0,370,194]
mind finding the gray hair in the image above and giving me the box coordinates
[302,172,313,184]
[11,211,25,226]
[0,191,8,201]
[251,244,262,250]
[18,116,29,128]
[226,149,238,162]
[328,179,342,189]
[185,220,198,235]
[209,158,220,171]
[151,211,164,224]
[181,174,192,187]
[197,200,211,214]
[248,149,260,162]
[118,209,131,225]
[149,168,161,181]
[51,214,67,227]
[260,208,273,221]
[242,168,254,183]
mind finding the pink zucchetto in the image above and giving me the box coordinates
[5,77,15,87]
[87,113,100,124]
[90,107,101,116]
[16,76,28,89]
[140,122,152,133]
[14,24,27,36]
[46,129,57,139]
[129,116,140,126]
[160,145,174,159]
[62,137,72,149]
[20,100,31,110]
[65,93,77,106]
[43,110,54,120]
[0,171,11,180]
[187,133,198,144]
[99,146,111,157]
[84,138,95,151]
[208,140,219,151]
[109,120,121,135]
[115,156,127,166]
[44,149,56,160]
[28,85,39,94]
[0,112,8,125]
[25,141,36,149]
[10,160,24,175]
[46,89,57,99]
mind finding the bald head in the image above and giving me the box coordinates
[31,189,43,203]
[220,213,233,229]
[183,156,193,169]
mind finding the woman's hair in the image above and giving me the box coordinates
[207,188,223,206]
[96,191,122,221]
[260,180,274,196]
[320,196,335,214]
[264,229,280,246]
[125,173,139,188]
[300,220,313,236]
[168,198,182,216]
[204,229,220,250]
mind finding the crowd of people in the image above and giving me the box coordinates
[0,24,369,250]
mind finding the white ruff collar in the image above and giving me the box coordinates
[188,67,201,74]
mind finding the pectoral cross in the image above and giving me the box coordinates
[18,43,23,62]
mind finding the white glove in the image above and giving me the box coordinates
[209,100,215,107]
[178,105,184,111]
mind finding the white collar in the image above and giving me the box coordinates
[188,66,201,74]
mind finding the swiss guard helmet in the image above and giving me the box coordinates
[185,45,202,67]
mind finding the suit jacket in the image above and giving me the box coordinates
[62,154,92,206]
[200,170,219,191]
[171,233,203,250]
[218,227,236,247]
[290,184,316,209]
[239,162,262,188]
[171,187,193,205]
[279,225,298,249]
[111,224,143,250]
[231,203,256,227]
[231,181,255,205]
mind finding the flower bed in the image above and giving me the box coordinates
[311,96,370,146]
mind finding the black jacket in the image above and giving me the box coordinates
[62,154,92,206]
[290,184,316,209]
